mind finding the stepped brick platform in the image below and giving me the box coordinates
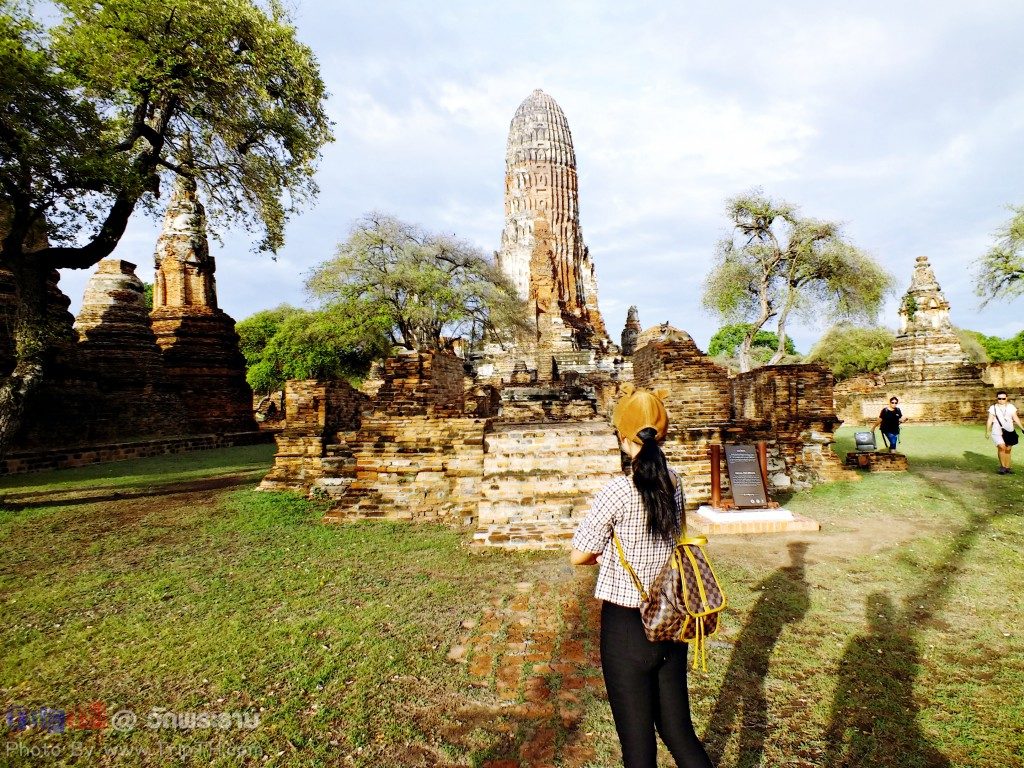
[473,419,622,548]
[845,451,909,471]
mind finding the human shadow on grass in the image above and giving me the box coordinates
[823,593,951,768]
[703,541,810,768]
[823,477,1010,767]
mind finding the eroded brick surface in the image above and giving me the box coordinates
[450,578,603,767]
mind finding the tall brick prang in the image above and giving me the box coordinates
[484,89,615,381]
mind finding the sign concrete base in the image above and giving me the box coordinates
[689,505,820,535]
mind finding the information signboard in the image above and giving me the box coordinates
[724,444,768,508]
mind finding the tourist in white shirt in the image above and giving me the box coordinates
[986,390,1023,475]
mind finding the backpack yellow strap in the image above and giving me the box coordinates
[612,532,649,602]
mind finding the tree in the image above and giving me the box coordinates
[959,328,1024,362]
[243,308,392,395]
[236,304,303,371]
[702,191,893,372]
[976,205,1024,305]
[805,325,895,380]
[708,323,797,367]
[0,0,331,455]
[306,213,531,352]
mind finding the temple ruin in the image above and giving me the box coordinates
[262,88,847,546]
[834,256,1015,423]
[150,177,257,434]
[0,184,259,474]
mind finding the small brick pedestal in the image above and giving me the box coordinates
[845,451,909,472]
[689,506,820,535]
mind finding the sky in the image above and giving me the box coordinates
[57,0,1024,353]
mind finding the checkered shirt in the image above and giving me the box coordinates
[571,470,684,608]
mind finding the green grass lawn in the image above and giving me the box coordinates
[1,428,1022,767]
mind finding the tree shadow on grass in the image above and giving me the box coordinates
[703,541,810,767]
[0,474,259,512]
[823,474,1011,767]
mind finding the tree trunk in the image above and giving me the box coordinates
[0,258,51,460]
[738,334,753,373]
[768,310,793,366]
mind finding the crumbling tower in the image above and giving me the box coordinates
[493,89,613,380]
[150,177,257,433]
[888,255,972,382]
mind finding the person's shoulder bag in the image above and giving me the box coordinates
[993,405,1019,446]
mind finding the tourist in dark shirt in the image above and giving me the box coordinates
[873,397,905,453]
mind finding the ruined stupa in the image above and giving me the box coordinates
[833,255,996,422]
[620,306,642,356]
[484,89,614,381]
[150,177,257,433]
[887,255,972,382]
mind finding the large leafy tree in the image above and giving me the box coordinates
[0,0,331,454]
[805,324,894,381]
[975,205,1024,305]
[708,322,797,368]
[240,307,392,395]
[702,192,893,372]
[236,304,303,373]
[306,213,531,352]
[960,328,1024,362]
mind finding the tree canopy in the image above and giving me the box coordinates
[2,0,332,261]
[805,325,895,380]
[959,328,1024,363]
[237,305,392,394]
[708,323,798,366]
[975,205,1024,306]
[702,191,893,372]
[0,0,331,455]
[306,213,531,353]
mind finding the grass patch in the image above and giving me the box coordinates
[1,427,1022,766]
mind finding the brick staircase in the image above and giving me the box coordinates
[472,420,624,548]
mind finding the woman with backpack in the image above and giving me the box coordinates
[570,385,714,768]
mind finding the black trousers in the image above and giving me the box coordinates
[600,601,714,768]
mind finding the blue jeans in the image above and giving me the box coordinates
[883,432,899,450]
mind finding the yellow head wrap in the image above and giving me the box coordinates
[612,384,670,445]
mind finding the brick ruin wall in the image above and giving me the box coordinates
[268,344,852,526]
[374,352,466,417]
[833,372,1021,425]
[631,340,732,508]
[1,431,270,476]
[983,362,1024,390]
[632,342,846,505]
[263,353,488,525]
[731,365,847,488]
[259,379,369,491]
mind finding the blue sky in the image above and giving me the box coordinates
[58,0,1024,353]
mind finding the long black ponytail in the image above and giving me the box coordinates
[630,427,681,543]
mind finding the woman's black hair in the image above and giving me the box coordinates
[630,426,681,542]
